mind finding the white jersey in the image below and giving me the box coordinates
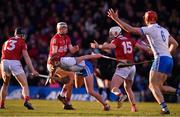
[141,23,171,58]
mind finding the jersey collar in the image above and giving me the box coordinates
[148,23,158,27]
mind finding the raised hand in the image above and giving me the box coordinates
[107,8,119,21]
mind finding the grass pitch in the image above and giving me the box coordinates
[0,100,179,116]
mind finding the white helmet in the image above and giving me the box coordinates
[57,22,68,29]
[109,26,122,38]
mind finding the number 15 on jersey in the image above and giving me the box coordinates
[122,41,133,54]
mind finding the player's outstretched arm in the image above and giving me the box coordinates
[91,40,116,50]
[169,35,179,54]
[135,42,152,54]
[22,50,39,76]
[107,8,142,35]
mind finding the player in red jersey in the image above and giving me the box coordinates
[0,27,39,109]
[91,26,151,112]
[47,22,79,110]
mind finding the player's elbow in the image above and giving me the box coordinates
[23,53,31,61]
[169,36,179,49]
[175,41,179,48]
[172,41,179,50]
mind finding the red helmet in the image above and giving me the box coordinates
[144,10,157,23]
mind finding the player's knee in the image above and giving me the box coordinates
[20,80,28,87]
[2,82,8,87]
[3,78,10,86]
[21,83,28,90]
[69,78,74,85]
[87,89,94,96]
[148,83,153,90]
[149,83,158,90]
[149,77,161,86]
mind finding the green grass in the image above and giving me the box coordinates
[0,100,180,116]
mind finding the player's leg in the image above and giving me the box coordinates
[111,67,128,108]
[111,74,127,108]
[111,75,124,96]
[81,60,110,111]
[47,65,69,107]
[159,82,179,95]
[124,80,137,112]
[149,71,170,114]
[9,60,34,110]
[54,68,75,110]
[15,73,29,98]
[15,73,34,110]
[63,72,74,108]
[84,74,110,111]
[0,61,11,109]
[149,56,178,114]
[49,58,76,110]
[124,65,137,112]
[0,73,10,109]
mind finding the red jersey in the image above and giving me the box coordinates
[1,37,27,60]
[48,34,71,60]
[111,36,136,62]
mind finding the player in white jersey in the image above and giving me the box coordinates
[107,9,179,115]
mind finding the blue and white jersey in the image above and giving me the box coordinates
[141,23,171,58]
[78,60,94,77]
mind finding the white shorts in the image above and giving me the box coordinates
[60,57,77,66]
[47,57,85,72]
[114,65,136,81]
[1,59,25,76]
[47,57,77,72]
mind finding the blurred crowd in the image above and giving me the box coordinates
[0,0,179,101]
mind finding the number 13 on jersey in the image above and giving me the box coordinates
[4,40,17,51]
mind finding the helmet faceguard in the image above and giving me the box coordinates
[57,22,68,29]
[109,26,122,38]
[57,22,68,35]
